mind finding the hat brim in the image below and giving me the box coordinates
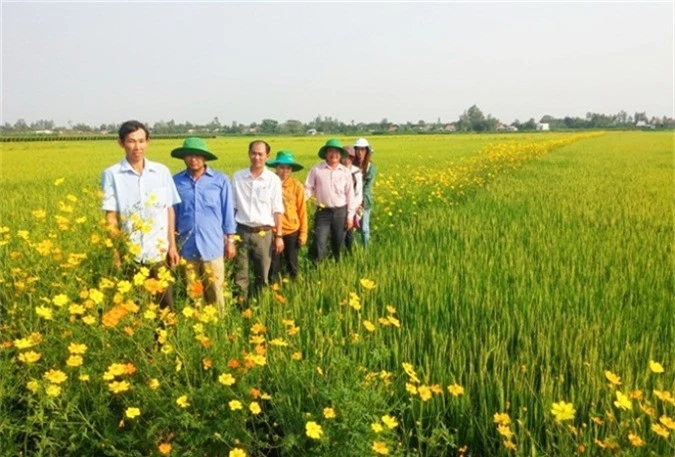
[318,145,347,160]
[171,147,218,161]
[266,160,303,171]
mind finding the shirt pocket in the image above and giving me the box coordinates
[256,185,270,202]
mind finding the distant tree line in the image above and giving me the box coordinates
[2,107,672,137]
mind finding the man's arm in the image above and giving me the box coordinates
[167,206,179,267]
[222,177,237,260]
[273,212,284,254]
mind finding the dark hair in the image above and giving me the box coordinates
[249,140,271,154]
[354,148,372,176]
[118,120,150,141]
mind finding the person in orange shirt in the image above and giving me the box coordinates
[266,150,308,280]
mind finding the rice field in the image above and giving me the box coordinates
[0,131,672,456]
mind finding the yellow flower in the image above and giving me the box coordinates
[372,441,389,455]
[551,401,576,422]
[405,383,418,395]
[218,373,236,386]
[108,380,131,394]
[613,391,632,410]
[362,320,376,332]
[371,422,384,433]
[323,407,336,419]
[386,315,400,328]
[448,383,465,396]
[68,342,87,354]
[649,360,665,373]
[493,412,511,426]
[502,440,517,451]
[149,378,160,390]
[82,315,97,325]
[125,407,141,419]
[270,338,288,347]
[32,209,47,219]
[116,280,132,294]
[176,395,190,408]
[79,374,90,382]
[18,351,42,363]
[381,415,397,429]
[35,306,54,321]
[497,425,514,439]
[229,449,246,457]
[360,278,376,290]
[604,370,621,386]
[402,362,420,383]
[305,421,323,440]
[46,384,62,397]
[628,433,644,447]
[44,369,68,384]
[66,355,83,367]
[54,178,65,186]
[653,390,675,405]
[418,385,432,401]
[660,415,675,430]
[249,402,261,415]
[229,400,243,411]
[52,294,69,307]
[386,305,396,314]
[158,442,172,455]
[26,380,40,393]
[292,352,302,360]
[651,423,670,439]
[88,288,104,305]
[68,304,86,315]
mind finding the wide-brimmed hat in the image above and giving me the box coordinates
[353,137,373,154]
[265,149,304,171]
[344,145,356,158]
[171,137,218,161]
[318,138,347,159]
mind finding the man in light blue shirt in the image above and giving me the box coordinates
[172,137,236,313]
[101,120,181,309]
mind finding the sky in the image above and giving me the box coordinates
[1,1,673,127]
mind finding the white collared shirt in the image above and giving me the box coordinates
[232,167,284,227]
[101,158,181,263]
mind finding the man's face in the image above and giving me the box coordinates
[183,154,206,173]
[249,143,268,169]
[325,148,341,166]
[119,128,149,163]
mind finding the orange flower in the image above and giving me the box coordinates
[102,305,128,328]
[228,359,241,369]
[188,281,204,299]
[143,278,165,295]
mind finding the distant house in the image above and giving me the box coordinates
[536,123,550,131]
[306,128,317,136]
[506,125,518,132]
[35,130,53,134]
[388,125,398,132]
[635,120,647,128]
[444,124,456,132]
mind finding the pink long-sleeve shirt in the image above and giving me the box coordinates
[304,161,356,220]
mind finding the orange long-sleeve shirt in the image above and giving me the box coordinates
[281,176,308,244]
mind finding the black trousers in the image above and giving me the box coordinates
[309,206,347,263]
[270,231,300,280]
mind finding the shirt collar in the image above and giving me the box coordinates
[120,158,158,173]
[319,161,347,172]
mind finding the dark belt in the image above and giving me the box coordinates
[237,224,274,233]
[317,205,347,212]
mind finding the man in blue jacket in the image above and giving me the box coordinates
[172,137,236,314]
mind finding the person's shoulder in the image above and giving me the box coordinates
[102,159,124,175]
[232,168,248,180]
[147,158,172,175]
[173,169,188,180]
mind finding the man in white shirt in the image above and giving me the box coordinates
[232,140,284,305]
[101,120,181,308]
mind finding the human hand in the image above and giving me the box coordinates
[274,237,284,254]
[225,242,236,260]
[167,247,180,268]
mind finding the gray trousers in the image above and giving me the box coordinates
[234,226,274,303]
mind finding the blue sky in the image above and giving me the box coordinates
[2,1,672,126]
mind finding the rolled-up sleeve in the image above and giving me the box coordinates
[101,170,117,212]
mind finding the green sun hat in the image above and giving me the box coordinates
[171,137,218,161]
[317,138,347,160]
[266,149,304,171]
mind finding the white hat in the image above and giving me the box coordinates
[353,138,372,151]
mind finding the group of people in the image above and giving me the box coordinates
[101,120,377,313]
